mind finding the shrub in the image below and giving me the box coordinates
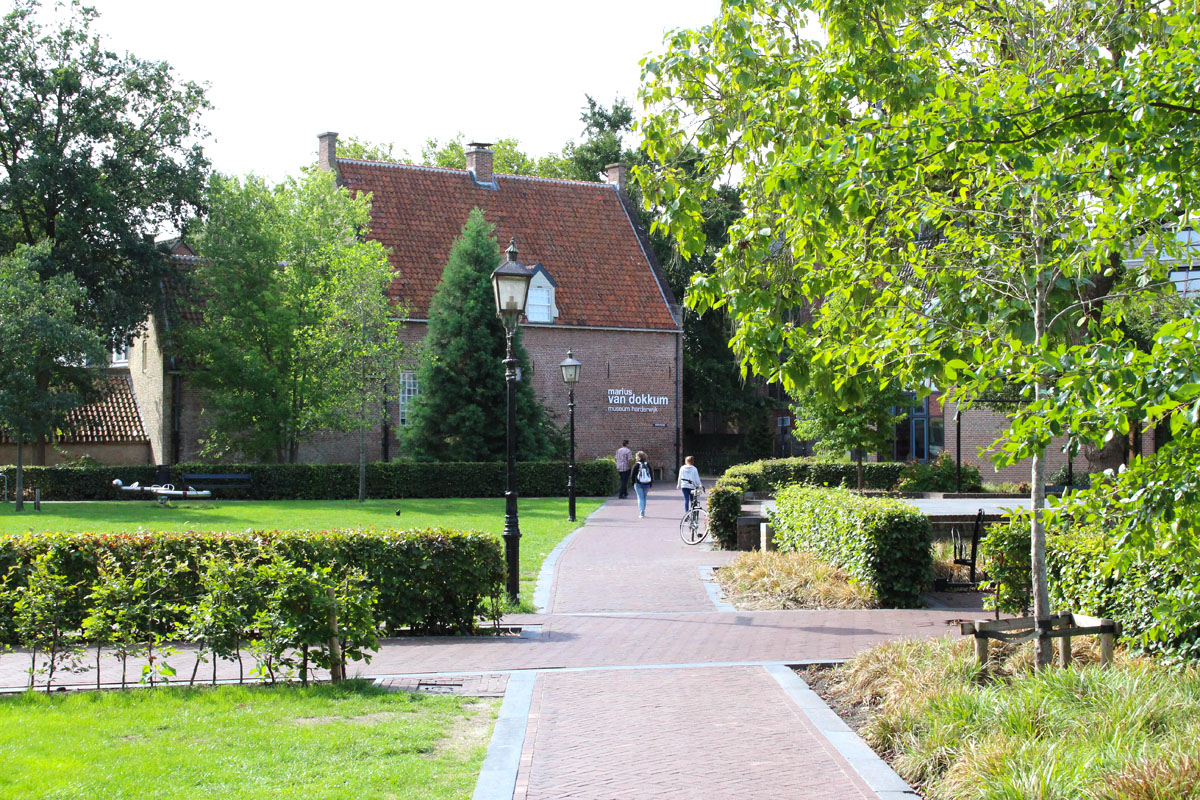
[1047,463,1091,488]
[976,518,1032,615]
[0,459,618,501]
[723,457,905,493]
[768,485,933,607]
[707,475,748,550]
[894,452,982,492]
[0,528,505,646]
[979,517,1199,660]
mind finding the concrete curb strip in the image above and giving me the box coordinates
[699,565,736,611]
[765,663,920,798]
[471,670,537,800]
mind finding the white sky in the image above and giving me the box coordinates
[68,0,726,183]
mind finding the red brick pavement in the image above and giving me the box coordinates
[545,489,735,613]
[514,667,874,800]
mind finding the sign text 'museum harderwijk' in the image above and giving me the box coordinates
[607,388,670,413]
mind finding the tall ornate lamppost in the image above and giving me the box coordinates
[491,239,533,603]
[559,350,581,521]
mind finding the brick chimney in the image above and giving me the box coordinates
[466,142,495,186]
[317,131,339,173]
[604,162,627,192]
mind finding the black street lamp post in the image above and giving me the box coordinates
[491,239,533,603]
[559,350,581,522]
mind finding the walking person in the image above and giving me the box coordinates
[615,440,633,499]
[677,455,702,512]
[632,450,653,518]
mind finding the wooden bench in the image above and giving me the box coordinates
[181,473,253,496]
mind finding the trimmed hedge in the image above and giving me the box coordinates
[707,475,748,550]
[981,518,1198,659]
[0,528,505,644]
[0,459,619,501]
[723,457,906,493]
[895,452,983,492]
[768,485,933,607]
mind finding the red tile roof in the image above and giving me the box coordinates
[335,159,680,331]
[0,374,149,445]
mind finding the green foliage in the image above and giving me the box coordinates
[639,0,1200,664]
[0,459,617,500]
[184,554,257,684]
[249,555,377,684]
[977,520,1033,616]
[769,486,933,607]
[0,244,107,501]
[1047,463,1090,489]
[0,528,505,646]
[404,209,557,462]
[0,0,209,343]
[981,514,1200,660]
[186,170,404,463]
[722,457,905,493]
[2,551,81,690]
[895,452,983,493]
[706,475,748,550]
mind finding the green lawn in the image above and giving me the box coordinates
[0,497,604,609]
[0,682,496,800]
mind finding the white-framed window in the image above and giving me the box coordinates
[111,345,130,366]
[527,286,553,323]
[398,370,420,425]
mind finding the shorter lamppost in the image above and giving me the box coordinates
[559,350,581,521]
[491,239,533,603]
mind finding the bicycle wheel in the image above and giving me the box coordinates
[679,508,709,545]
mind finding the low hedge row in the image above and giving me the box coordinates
[980,519,1197,659]
[0,528,505,644]
[707,475,748,550]
[768,485,933,607]
[1,459,619,501]
[723,458,906,493]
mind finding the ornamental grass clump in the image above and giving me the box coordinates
[824,637,1200,800]
[716,551,877,610]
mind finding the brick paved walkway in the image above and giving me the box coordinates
[0,488,948,798]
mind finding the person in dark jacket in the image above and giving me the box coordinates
[632,450,653,518]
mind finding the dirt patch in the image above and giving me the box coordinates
[792,664,875,734]
[427,699,498,760]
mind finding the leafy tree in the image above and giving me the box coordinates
[6,551,81,691]
[0,243,106,509]
[404,209,558,461]
[794,376,910,490]
[639,0,1200,667]
[419,135,574,179]
[0,0,208,350]
[185,170,404,463]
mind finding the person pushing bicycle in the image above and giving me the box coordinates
[677,455,702,512]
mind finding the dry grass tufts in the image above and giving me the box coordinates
[715,550,877,610]
[822,637,1200,800]
[1097,753,1200,800]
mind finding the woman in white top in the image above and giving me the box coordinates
[677,455,702,512]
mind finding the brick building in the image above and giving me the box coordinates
[98,135,684,475]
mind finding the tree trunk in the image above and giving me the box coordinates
[1031,275,1052,670]
[856,449,864,491]
[15,438,24,513]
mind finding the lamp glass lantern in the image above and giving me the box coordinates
[491,259,532,328]
[559,352,581,384]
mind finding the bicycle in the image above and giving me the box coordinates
[679,484,709,545]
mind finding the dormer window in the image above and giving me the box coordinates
[525,264,559,324]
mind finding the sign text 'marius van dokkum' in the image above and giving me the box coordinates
[607,388,670,413]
